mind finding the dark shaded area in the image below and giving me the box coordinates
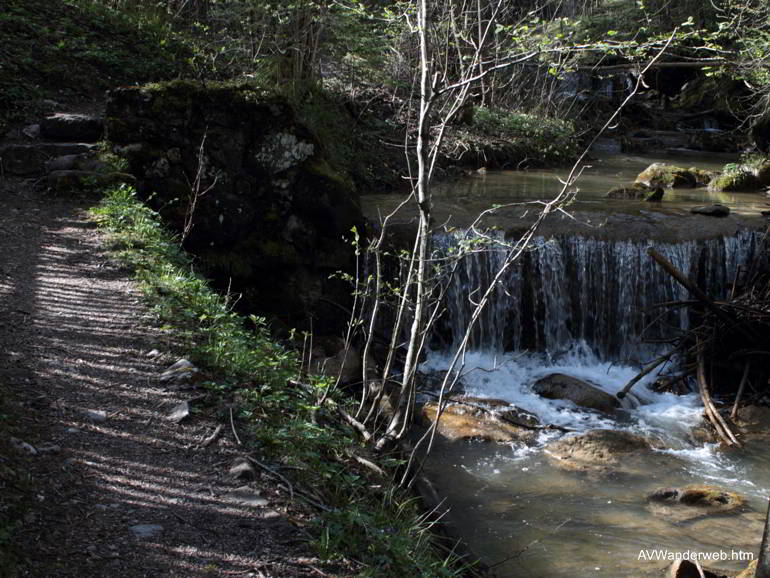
[106,81,365,333]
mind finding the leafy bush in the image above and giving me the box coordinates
[471,106,579,164]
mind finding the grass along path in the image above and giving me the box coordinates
[0,182,466,577]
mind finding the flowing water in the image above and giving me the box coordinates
[363,153,770,576]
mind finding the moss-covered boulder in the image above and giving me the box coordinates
[708,170,761,192]
[607,183,664,201]
[635,163,712,188]
[105,80,364,331]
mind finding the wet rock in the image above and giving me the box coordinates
[421,399,537,443]
[129,524,164,539]
[606,182,653,200]
[166,401,190,423]
[645,186,665,202]
[159,359,201,385]
[647,484,745,521]
[545,429,656,473]
[533,373,620,413]
[690,204,730,217]
[41,113,104,142]
[228,486,268,508]
[229,460,257,480]
[636,163,710,188]
[84,409,108,422]
[708,171,761,192]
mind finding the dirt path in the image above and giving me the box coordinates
[0,180,335,577]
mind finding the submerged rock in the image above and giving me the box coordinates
[533,373,620,413]
[647,484,745,522]
[545,429,656,474]
[606,182,659,200]
[606,183,664,201]
[690,204,730,217]
[421,398,537,443]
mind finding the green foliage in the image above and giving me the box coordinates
[90,185,465,574]
[0,0,193,127]
[471,107,579,164]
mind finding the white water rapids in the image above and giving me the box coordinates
[420,230,768,576]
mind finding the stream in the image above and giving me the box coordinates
[363,152,770,576]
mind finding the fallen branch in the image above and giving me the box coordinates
[730,361,751,421]
[648,248,760,343]
[617,353,671,399]
[696,350,741,447]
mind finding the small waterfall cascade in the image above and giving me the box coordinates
[437,230,759,363]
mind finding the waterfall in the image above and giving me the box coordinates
[439,231,759,363]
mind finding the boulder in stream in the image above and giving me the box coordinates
[545,429,658,474]
[690,204,730,217]
[421,397,538,444]
[635,163,712,188]
[708,170,760,192]
[533,373,620,414]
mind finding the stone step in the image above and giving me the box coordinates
[0,143,98,176]
[40,113,104,143]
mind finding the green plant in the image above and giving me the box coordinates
[90,185,469,574]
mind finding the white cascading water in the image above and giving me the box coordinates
[438,231,758,361]
[424,230,762,484]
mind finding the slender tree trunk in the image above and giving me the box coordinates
[378,0,433,447]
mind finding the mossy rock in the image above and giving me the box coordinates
[708,170,761,192]
[607,183,652,199]
[635,163,706,188]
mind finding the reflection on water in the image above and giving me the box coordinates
[433,153,761,208]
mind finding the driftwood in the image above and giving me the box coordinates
[696,350,740,447]
[647,248,760,343]
[730,362,751,421]
[616,353,670,399]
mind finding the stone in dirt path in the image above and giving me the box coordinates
[0,178,342,577]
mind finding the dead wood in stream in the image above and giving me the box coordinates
[626,230,770,445]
